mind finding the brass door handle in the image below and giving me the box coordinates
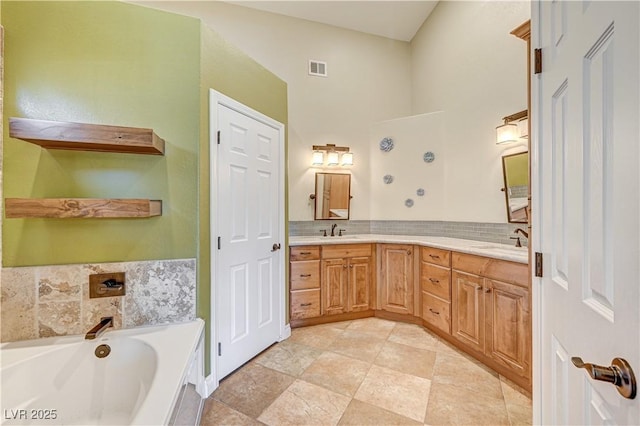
[271,243,281,252]
[571,357,637,399]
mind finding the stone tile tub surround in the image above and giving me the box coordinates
[1,258,196,342]
[290,220,529,246]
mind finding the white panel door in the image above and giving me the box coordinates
[534,1,639,423]
[214,95,283,380]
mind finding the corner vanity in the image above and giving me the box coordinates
[289,235,531,392]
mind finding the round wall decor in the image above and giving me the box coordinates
[417,188,425,196]
[383,174,394,184]
[379,137,394,152]
[423,151,435,163]
[405,199,414,207]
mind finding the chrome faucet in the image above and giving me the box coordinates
[331,223,338,236]
[85,317,113,340]
[514,228,529,239]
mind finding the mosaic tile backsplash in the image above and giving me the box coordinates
[289,220,529,246]
[1,258,196,342]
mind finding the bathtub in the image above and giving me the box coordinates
[0,319,204,426]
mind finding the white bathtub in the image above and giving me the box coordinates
[0,319,204,426]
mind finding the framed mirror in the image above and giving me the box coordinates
[502,152,529,223]
[314,173,351,220]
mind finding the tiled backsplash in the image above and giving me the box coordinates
[1,258,196,342]
[289,220,529,246]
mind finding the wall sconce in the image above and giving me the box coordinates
[311,144,353,166]
[496,109,528,144]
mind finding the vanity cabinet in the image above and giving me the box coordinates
[451,252,530,382]
[321,244,373,315]
[290,246,321,320]
[378,244,414,315]
[420,246,452,334]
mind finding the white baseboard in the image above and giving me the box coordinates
[279,324,291,342]
[203,374,218,398]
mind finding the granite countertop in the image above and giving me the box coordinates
[288,234,528,264]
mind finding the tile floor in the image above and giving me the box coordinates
[201,317,532,425]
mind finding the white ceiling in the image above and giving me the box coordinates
[225,1,439,42]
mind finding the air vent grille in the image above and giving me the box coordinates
[309,60,328,77]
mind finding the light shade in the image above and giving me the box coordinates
[341,152,354,166]
[496,123,519,144]
[327,151,339,166]
[312,151,324,166]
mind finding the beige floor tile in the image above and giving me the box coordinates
[324,320,353,330]
[254,339,322,376]
[500,376,532,425]
[329,329,386,362]
[212,363,295,418]
[200,400,262,425]
[354,365,431,423]
[432,352,503,399]
[506,403,533,426]
[338,399,422,425]
[388,322,440,351]
[374,341,437,379]
[434,337,468,358]
[258,379,350,426]
[345,317,397,339]
[289,324,344,349]
[301,351,371,396]
[425,382,510,425]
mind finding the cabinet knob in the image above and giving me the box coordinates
[343,264,348,268]
[485,288,492,293]
[349,265,354,268]
[476,286,483,291]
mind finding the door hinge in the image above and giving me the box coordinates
[535,252,543,277]
[534,48,542,74]
[217,236,221,250]
[217,130,221,144]
[218,342,222,356]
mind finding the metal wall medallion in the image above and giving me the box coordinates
[417,188,425,196]
[405,199,414,207]
[383,174,394,184]
[423,151,435,163]
[380,137,394,152]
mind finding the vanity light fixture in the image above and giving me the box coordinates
[496,109,528,144]
[311,144,353,167]
[312,151,324,166]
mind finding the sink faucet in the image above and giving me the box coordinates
[85,317,113,340]
[514,228,529,239]
[331,223,338,237]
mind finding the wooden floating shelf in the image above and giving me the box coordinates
[9,118,165,155]
[5,198,162,219]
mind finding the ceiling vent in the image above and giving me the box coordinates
[308,60,328,77]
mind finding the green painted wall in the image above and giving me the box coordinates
[2,1,200,266]
[197,25,288,374]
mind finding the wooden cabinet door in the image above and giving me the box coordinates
[321,259,348,315]
[485,278,530,380]
[379,244,414,315]
[348,256,371,312]
[452,270,484,353]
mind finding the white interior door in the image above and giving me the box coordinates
[534,1,639,423]
[211,91,285,381]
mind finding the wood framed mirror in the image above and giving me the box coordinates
[313,173,351,220]
[502,151,529,223]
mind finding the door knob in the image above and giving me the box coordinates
[271,243,281,252]
[571,357,637,399]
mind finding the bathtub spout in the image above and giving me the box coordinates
[85,317,113,340]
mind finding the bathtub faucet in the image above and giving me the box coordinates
[85,316,113,340]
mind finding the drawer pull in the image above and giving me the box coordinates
[429,308,440,315]
[299,251,312,255]
[429,278,440,284]
[300,274,312,278]
[300,303,313,307]
[429,254,441,259]
[476,286,483,290]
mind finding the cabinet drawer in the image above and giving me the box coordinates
[452,252,528,287]
[421,246,451,267]
[290,260,320,290]
[290,289,321,320]
[322,244,372,259]
[290,246,320,261]
[421,263,451,301]
[422,292,451,334]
